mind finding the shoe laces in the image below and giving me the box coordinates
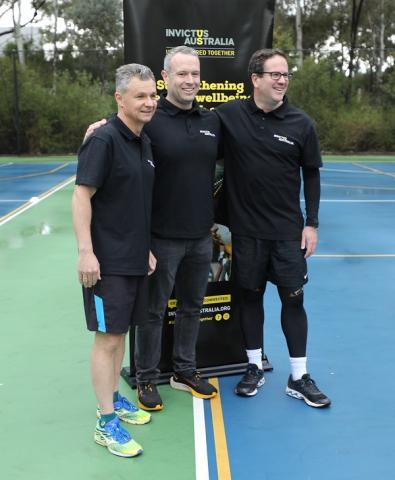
[141,383,155,392]
[242,365,261,381]
[115,395,138,413]
[190,371,202,381]
[300,375,320,394]
[105,418,131,444]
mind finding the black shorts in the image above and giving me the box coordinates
[82,275,148,334]
[232,235,308,290]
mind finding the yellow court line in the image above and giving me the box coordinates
[209,377,232,480]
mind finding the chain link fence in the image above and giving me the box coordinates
[1,48,394,154]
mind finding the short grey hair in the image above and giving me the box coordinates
[115,63,155,93]
[163,46,199,72]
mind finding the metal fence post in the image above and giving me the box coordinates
[12,50,21,155]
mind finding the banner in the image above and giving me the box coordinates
[123,0,275,379]
[124,0,275,108]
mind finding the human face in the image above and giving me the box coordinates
[115,77,157,134]
[251,55,289,111]
[162,53,200,109]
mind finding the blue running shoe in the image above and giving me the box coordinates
[96,395,151,425]
[94,417,143,457]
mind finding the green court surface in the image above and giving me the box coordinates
[1,154,395,479]
[0,155,77,164]
[323,154,395,162]
[0,184,195,480]
[1,154,395,164]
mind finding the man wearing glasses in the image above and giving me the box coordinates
[216,49,331,407]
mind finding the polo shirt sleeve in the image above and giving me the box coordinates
[76,136,112,188]
[301,122,322,169]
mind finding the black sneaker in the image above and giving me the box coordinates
[286,374,331,408]
[235,363,265,397]
[137,383,163,411]
[170,371,217,399]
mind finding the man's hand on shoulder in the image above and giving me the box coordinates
[83,118,107,143]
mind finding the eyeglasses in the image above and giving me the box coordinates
[255,71,293,80]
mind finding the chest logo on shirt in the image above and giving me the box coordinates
[273,134,295,145]
[200,130,216,137]
[146,159,155,168]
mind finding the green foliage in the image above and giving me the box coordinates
[325,106,395,152]
[287,57,345,147]
[1,0,394,154]
[0,57,114,154]
[273,29,294,52]
[287,57,395,152]
[55,0,123,51]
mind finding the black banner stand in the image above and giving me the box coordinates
[122,0,275,388]
[121,282,273,388]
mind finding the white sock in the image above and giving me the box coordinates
[246,349,263,370]
[290,357,307,381]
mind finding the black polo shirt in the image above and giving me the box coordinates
[216,97,322,240]
[143,95,221,239]
[76,114,154,275]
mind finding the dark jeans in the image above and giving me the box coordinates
[134,234,212,382]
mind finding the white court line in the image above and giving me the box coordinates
[0,175,75,227]
[321,182,395,191]
[313,254,395,258]
[0,162,14,168]
[193,396,209,480]
[321,167,380,175]
[301,199,395,203]
[0,199,31,202]
[353,162,395,179]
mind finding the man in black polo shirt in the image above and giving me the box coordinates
[135,46,219,409]
[216,49,331,407]
[84,46,219,410]
[72,64,157,457]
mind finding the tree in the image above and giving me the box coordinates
[0,0,46,37]
[38,0,123,87]
[62,0,123,51]
[344,0,365,104]
[295,0,303,67]
[274,0,340,55]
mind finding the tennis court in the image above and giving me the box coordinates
[0,156,394,479]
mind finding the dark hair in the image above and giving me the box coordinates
[247,49,288,78]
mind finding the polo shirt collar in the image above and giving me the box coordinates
[159,94,202,116]
[247,95,290,119]
[111,113,141,142]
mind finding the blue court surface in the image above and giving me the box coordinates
[1,158,394,479]
[202,160,395,480]
[0,161,77,217]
